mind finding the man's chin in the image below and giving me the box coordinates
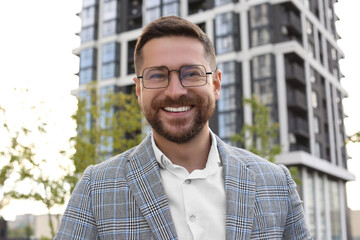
[153,122,206,144]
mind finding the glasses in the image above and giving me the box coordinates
[136,64,214,89]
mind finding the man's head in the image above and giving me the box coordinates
[134,16,216,75]
[133,17,221,144]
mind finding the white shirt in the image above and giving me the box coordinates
[151,130,226,240]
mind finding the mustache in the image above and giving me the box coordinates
[152,94,202,108]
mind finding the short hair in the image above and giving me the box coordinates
[134,16,216,75]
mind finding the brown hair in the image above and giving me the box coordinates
[134,16,216,75]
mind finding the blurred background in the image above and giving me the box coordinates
[0,0,359,239]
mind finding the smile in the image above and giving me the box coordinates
[164,106,191,112]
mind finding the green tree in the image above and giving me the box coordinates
[347,130,360,143]
[71,85,143,175]
[0,103,75,239]
[231,95,281,163]
[231,95,300,183]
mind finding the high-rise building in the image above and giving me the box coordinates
[73,0,355,238]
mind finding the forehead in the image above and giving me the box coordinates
[141,36,208,70]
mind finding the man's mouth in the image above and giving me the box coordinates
[163,106,191,112]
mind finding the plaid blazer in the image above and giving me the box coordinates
[55,133,311,240]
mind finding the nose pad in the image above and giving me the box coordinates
[165,70,187,98]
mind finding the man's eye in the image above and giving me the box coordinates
[183,71,201,78]
[149,73,165,79]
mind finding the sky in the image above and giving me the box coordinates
[0,0,359,221]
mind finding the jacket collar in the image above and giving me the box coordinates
[125,133,256,240]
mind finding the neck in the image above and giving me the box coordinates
[153,126,212,173]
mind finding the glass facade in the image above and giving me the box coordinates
[80,48,97,85]
[249,4,271,47]
[217,61,241,142]
[306,171,317,239]
[145,0,179,24]
[99,86,115,158]
[103,0,120,36]
[81,0,98,42]
[215,12,240,54]
[329,179,342,240]
[101,42,120,80]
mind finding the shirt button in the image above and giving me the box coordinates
[184,179,191,184]
[189,215,196,222]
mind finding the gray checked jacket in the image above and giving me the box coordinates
[55,133,312,240]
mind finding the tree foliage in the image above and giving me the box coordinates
[71,85,143,175]
[0,105,75,238]
[231,95,281,163]
[347,131,360,144]
[231,95,300,183]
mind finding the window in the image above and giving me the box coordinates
[218,87,236,112]
[251,28,270,47]
[249,4,269,27]
[305,171,316,238]
[81,26,96,42]
[83,0,97,8]
[79,68,95,84]
[215,0,232,6]
[103,0,117,21]
[101,42,120,80]
[215,12,239,54]
[163,1,179,16]
[318,176,326,240]
[100,86,114,128]
[102,42,117,62]
[252,54,272,79]
[80,48,95,68]
[103,20,117,36]
[102,63,118,79]
[102,0,119,36]
[329,180,342,239]
[82,6,97,27]
[253,79,274,105]
[219,112,237,139]
[80,48,97,85]
[145,0,179,24]
[216,61,241,141]
[78,91,93,130]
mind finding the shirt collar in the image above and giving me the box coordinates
[151,129,221,175]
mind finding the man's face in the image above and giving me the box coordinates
[134,36,221,143]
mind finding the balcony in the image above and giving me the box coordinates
[288,116,309,137]
[287,88,307,112]
[290,143,310,153]
[285,62,305,85]
[283,11,301,36]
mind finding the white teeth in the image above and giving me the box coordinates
[164,106,191,112]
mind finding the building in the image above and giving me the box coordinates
[350,210,360,240]
[6,214,61,240]
[73,0,355,238]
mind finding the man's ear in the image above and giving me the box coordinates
[213,70,221,101]
[133,77,142,104]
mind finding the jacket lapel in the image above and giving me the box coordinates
[125,134,177,240]
[216,137,256,240]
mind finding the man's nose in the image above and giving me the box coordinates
[164,71,188,99]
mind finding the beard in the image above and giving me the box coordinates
[142,92,215,144]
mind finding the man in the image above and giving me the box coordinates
[55,16,311,239]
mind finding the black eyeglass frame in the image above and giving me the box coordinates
[136,64,215,89]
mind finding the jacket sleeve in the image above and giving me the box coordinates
[279,165,312,240]
[54,166,99,240]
